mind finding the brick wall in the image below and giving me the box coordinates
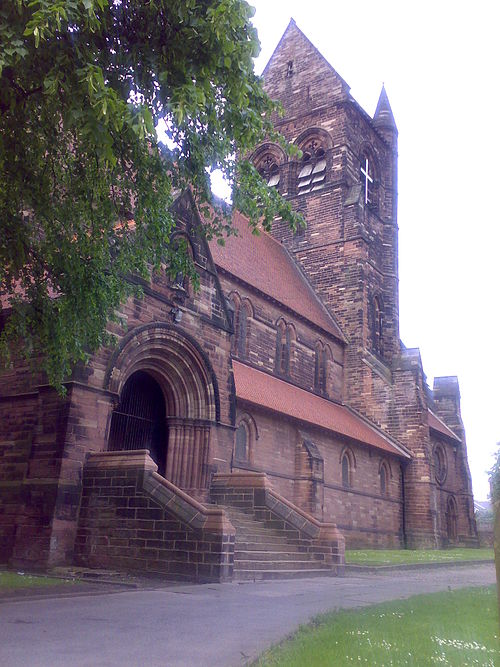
[232,404,404,548]
[75,452,235,582]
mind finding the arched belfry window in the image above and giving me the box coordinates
[256,154,281,189]
[297,139,327,195]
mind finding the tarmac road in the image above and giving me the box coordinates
[0,563,495,667]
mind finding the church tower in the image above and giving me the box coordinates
[257,20,400,424]
[252,20,477,548]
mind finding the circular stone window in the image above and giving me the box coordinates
[433,445,447,485]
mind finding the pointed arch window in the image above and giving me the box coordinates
[297,140,327,195]
[230,296,251,361]
[233,413,257,465]
[314,343,327,394]
[341,453,351,488]
[340,448,355,489]
[237,305,248,359]
[379,461,390,496]
[235,422,248,462]
[276,321,294,377]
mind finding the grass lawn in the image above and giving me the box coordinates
[346,547,494,566]
[254,586,499,667]
[0,570,78,590]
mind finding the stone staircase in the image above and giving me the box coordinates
[221,505,333,581]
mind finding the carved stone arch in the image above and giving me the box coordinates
[251,142,286,189]
[250,142,287,166]
[339,446,357,469]
[240,297,254,319]
[237,411,259,441]
[294,127,334,153]
[104,323,220,492]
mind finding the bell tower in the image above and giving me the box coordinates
[256,19,399,424]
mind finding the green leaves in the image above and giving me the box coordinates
[0,0,300,391]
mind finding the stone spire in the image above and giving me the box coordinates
[373,84,397,133]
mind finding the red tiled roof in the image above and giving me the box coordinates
[209,211,345,342]
[233,361,410,458]
[428,409,461,442]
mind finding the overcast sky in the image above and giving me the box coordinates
[235,1,499,500]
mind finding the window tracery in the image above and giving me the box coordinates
[297,139,327,194]
[433,445,447,485]
[256,154,280,189]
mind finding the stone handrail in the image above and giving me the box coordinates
[211,471,345,566]
[85,451,234,534]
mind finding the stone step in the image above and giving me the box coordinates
[235,540,307,553]
[234,558,329,571]
[234,549,313,562]
[234,569,333,581]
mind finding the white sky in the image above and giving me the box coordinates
[238,0,499,500]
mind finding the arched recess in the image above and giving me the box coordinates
[339,446,356,489]
[233,412,258,466]
[446,495,458,542]
[105,323,220,492]
[379,459,391,496]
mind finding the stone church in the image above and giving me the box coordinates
[0,20,477,582]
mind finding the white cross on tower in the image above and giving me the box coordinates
[360,157,373,204]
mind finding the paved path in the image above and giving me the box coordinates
[0,564,495,667]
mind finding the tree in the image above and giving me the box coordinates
[489,444,500,630]
[0,0,301,390]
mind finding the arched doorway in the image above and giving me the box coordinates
[105,324,220,496]
[446,496,458,542]
[108,371,167,476]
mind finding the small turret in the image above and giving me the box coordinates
[373,84,398,143]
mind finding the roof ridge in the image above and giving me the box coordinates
[261,19,350,95]
[280,242,348,343]
[428,408,461,442]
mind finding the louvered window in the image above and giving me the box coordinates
[297,148,326,194]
